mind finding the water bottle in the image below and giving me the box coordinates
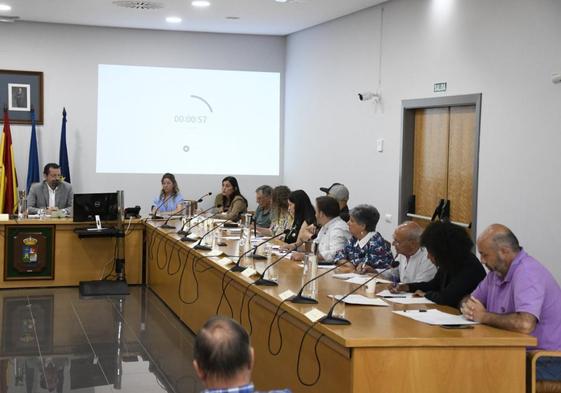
[239,228,252,268]
[301,253,318,300]
[263,244,278,282]
[183,200,191,220]
[391,266,400,289]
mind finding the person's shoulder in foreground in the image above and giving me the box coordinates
[202,385,291,393]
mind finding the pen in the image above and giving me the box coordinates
[381,295,406,298]
[358,261,366,274]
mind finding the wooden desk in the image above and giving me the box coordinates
[0,218,143,288]
[145,222,535,393]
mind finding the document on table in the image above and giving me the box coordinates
[384,297,435,305]
[332,273,391,285]
[393,309,479,326]
[298,263,333,270]
[330,294,389,306]
[376,289,411,297]
[332,273,358,280]
[204,250,223,257]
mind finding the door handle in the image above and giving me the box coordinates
[406,213,433,222]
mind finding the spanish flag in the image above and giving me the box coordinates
[1,108,18,214]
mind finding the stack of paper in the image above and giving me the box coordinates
[376,289,434,304]
[332,273,391,285]
[330,294,389,306]
[393,309,478,326]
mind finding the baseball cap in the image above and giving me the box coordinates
[328,184,349,202]
[319,183,342,194]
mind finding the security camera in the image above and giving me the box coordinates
[358,92,379,101]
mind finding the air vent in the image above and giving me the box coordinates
[0,16,19,23]
[112,1,164,10]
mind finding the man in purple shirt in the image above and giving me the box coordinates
[461,224,561,386]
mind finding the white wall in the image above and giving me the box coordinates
[284,0,561,281]
[0,22,286,212]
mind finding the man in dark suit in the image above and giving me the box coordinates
[27,163,73,216]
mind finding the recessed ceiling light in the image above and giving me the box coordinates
[166,16,181,23]
[0,4,12,12]
[275,0,288,3]
[191,0,210,7]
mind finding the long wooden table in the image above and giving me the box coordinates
[0,218,143,288]
[145,221,535,393]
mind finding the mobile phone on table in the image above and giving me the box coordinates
[441,324,474,329]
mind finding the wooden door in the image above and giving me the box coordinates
[412,105,475,228]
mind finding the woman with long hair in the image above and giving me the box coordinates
[214,176,248,222]
[152,173,184,214]
[282,189,316,245]
[258,185,292,236]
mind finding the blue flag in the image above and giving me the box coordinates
[26,108,40,193]
[59,107,71,183]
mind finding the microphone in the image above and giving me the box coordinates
[193,220,230,251]
[253,248,292,286]
[288,259,352,304]
[196,191,212,203]
[319,260,400,325]
[159,203,191,230]
[177,205,220,236]
[180,209,223,243]
[231,229,290,273]
[151,194,173,219]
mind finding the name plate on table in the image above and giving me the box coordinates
[241,267,257,278]
[216,257,234,267]
[278,290,295,301]
[305,308,326,322]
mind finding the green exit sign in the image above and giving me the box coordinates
[434,82,447,92]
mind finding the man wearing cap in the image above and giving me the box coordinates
[320,183,350,222]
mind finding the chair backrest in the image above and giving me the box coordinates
[528,351,561,393]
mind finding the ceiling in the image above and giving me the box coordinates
[0,0,385,36]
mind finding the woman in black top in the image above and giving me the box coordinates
[283,190,316,245]
[393,221,486,308]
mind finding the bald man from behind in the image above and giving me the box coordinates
[391,221,437,283]
[193,317,291,393]
[461,224,561,387]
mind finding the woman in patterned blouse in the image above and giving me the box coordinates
[334,204,394,273]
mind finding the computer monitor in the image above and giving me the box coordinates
[73,192,119,222]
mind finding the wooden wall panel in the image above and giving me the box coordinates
[413,108,450,222]
[353,346,526,393]
[448,105,476,227]
[0,220,143,288]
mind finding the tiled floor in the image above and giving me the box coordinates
[0,286,204,393]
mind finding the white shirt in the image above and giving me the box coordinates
[357,231,376,249]
[48,185,57,208]
[396,246,437,284]
[314,217,352,262]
